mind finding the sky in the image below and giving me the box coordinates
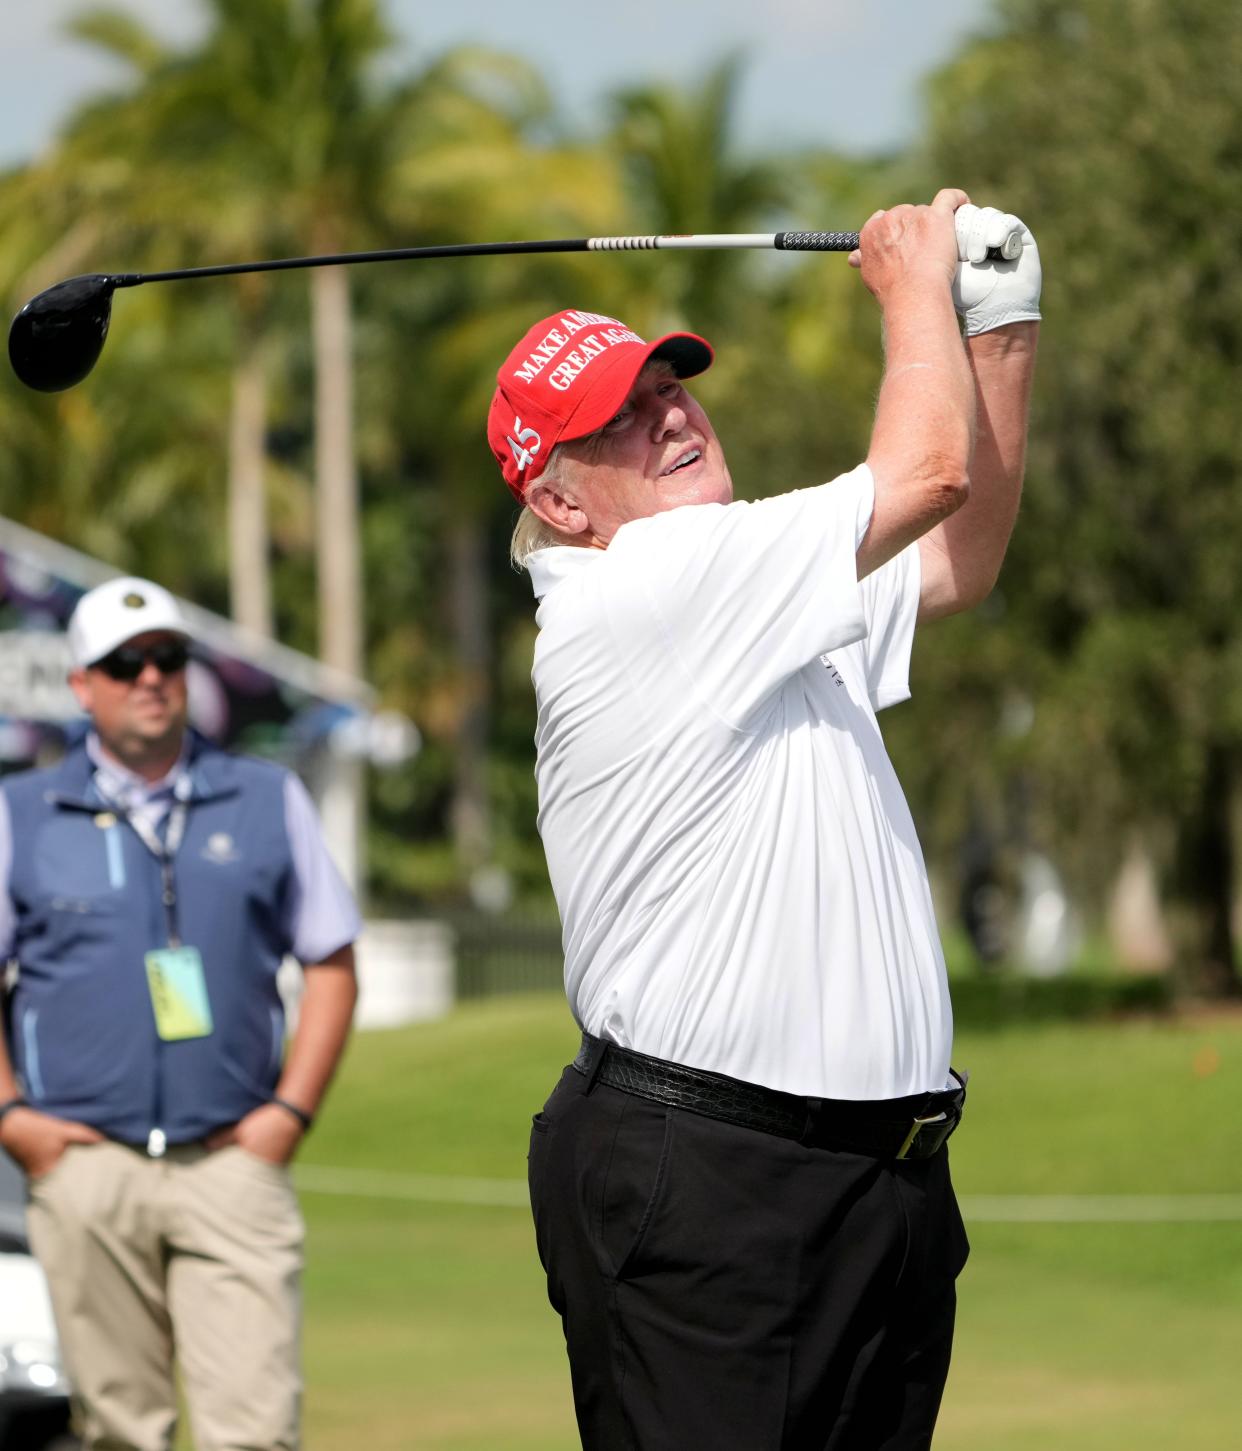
[2,0,996,168]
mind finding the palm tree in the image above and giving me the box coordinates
[358,56,630,875]
[36,1,627,882]
[0,116,237,598]
[45,3,301,637]
[607,55,792,328]
[56,0,513,677]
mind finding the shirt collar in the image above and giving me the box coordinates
[86,732,189,806]
[527,545,606,601]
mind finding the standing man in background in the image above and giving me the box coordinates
[490,190,1039,1448]
[0,576,360,1451]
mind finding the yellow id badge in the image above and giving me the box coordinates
[145,946,213,1041]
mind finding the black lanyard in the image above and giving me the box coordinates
[95,776,191,949]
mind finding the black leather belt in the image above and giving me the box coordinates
[572,1033,965,1161]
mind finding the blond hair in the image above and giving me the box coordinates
[509,444,577,569]
[508,360,682,570]
[510,503,566,570]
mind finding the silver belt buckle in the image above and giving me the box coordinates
[895,1110,948,1161]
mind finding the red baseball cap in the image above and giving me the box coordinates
[487,308,713,500]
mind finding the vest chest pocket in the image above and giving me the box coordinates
[38,895,131,966]
[33,816,131,900]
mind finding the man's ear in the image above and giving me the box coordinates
[526,480,590,538]
[68,667,93,714]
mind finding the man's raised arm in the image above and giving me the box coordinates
[918,207,1042,620]
[855,188,978,582]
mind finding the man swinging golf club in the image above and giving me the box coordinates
[489,188,1041,1450]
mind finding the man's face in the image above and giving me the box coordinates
[542,363,733,546]
[69,630,189,768]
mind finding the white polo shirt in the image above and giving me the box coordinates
[527,463,952,1101]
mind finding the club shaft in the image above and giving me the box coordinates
[586,233,861,252]
[112,233,863,288]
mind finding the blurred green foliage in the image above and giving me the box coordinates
[917,0,1242,991]
[1,0,1239,988]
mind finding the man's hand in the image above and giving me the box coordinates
[0,1106,104,1179]
[952,205,1042,335]
[202,951,354,1167]
[207,1103,305,1165]
[851,188,969,304]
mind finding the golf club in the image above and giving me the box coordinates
[8,227,1023,393]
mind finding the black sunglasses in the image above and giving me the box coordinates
[92,640,190,682]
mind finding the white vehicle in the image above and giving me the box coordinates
[0,1154,76,1450]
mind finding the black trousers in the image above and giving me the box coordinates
[528,1064,970,1451]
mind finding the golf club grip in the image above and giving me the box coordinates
[776,232,861,251]
[777,231,1019,262]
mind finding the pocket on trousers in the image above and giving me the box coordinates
[527,1077,571,1228]
[26,1142,81,1190]
[221,1145,298,1196]
[210,1147,304,1249]
[947,1187,971,1280]
[530,1064,579,1136]
[598,1097,674,1282]
[234,1145,290,1174]
[929,1149,971,1282]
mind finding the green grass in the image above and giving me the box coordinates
[177,994,1242,1450]
[939,1016,1242,1451]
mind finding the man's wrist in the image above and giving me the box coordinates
[964,319,1040,354]
[880,272,956,316]
[270,1095,314,1132]
[0,1095,29,1127]
[963,307,1042,338]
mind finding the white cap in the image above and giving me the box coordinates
[67,576,191,668]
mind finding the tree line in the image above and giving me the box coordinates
[1,0,1239,992]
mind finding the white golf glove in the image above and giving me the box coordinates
[952,204,1042,336]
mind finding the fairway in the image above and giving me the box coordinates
[267,995,1242,1451]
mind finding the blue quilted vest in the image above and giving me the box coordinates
[3,736,297,1145]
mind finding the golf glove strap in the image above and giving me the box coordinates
[952,204,1042,336]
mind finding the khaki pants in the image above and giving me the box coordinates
[26,1140,304,1451]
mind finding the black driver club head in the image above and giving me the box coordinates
[8,274,119,392]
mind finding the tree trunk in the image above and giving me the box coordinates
[446,516,491,869]
[227,323,272,637]
[310,262,362,678]
[1175,745,1238,997]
